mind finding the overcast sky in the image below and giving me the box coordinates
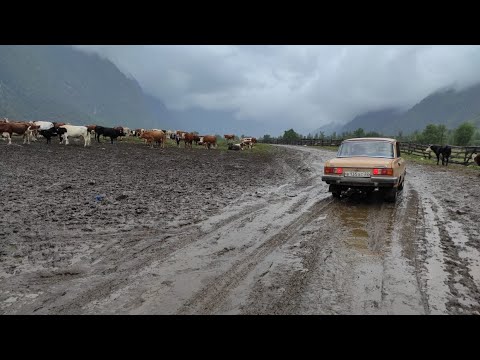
[74,45,480,135]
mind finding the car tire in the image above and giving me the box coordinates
[398,177,404,191]
[384,188,397,203]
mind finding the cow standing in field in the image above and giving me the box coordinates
[59,125,91,147]
[184,133,196,149]
[0,121,39,145]
[140,130,166,148]
[95,126,125,144]
[86,125,97,139]
[425,145,452,166]
[202,135,217,149]
[224,134,235,142]
[39,127,67,144]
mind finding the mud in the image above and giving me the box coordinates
[1,141,479,314]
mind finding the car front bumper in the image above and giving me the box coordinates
[321,175,399,187]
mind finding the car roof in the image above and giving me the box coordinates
[343,137,396,143]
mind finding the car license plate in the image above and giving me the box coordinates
[344,171,370,177]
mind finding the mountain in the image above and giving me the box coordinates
[0,45,169,129]
[337,84,480,135]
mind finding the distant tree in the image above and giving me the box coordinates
[319,131,325,140]
[421,124,443,144]
[454,122,476,146]
[470,129,480,145]
[263,134,272,141]
[353,128,365,138]
[331,131,337,139]
[283,128,301,141]
[365,131,382,137]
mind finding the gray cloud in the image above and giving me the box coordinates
[74,45,480,135]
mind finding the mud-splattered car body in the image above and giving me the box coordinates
[321,137,406,202]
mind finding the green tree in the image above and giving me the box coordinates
[454,122,476,146]
[421,124,444,144]
[282,128,301,141]
[263,134,272,141]
[353,128,365,138]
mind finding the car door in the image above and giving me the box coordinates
[393,141,406,178]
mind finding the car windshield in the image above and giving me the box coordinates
[337,141,395,158]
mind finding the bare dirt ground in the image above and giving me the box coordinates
[1,140,479,314]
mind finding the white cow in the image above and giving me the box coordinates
[59,125,91,147]
[33,121,54,130]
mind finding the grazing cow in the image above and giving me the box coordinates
[224,134,235,141]
[95,126,125,144]
[0,122,39,144]
[140,130,166,148]
[202,135,217,149]
[59,125,91,146]
[425,145,452,166]
[228,143,243,151]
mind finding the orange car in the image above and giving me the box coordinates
[321,137,406,202]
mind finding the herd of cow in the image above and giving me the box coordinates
[0,118,258,150]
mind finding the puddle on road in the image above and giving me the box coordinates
[337,199,372,254]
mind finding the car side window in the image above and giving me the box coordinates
[396,142,401,158]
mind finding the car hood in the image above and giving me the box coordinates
[325,157,394,168]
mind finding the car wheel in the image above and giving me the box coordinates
[398,177,404,191]
[384,188,397,203]
[329,184,341,198]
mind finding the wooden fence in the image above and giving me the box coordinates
[258,138,344,146]
[259,138,479,166]
[399,143,479,166]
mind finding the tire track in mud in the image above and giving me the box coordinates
[397,189,431,314]
[410,164,480,314]
[22,203,276,314]
[427,201,480,314]
[241,185,431,315]
[176,196,335,315]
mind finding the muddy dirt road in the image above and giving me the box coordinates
[1,141,479,314]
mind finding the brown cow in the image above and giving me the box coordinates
[202,135,217,149]
[140,130,166,148]
[184,133,196,149]
[224,134,235,141]
[86,125,97,138]
[0,122,39,145]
